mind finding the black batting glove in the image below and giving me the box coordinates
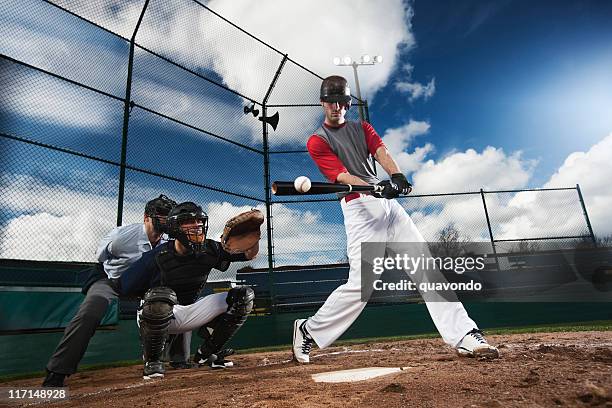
[391,173,412,195]
[376,180,401,200]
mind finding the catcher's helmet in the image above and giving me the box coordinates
[166,202,208,253]
[320,75,352,108]
[145,194,177,234]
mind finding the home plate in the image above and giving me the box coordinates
[311,366,412,383]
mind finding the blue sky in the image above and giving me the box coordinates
[1,0,611,266]
[372,0,612,187]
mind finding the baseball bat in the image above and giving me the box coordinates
[272,180,383,196]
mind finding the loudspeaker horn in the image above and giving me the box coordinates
[243,104,260,117]
[258,111,279,131]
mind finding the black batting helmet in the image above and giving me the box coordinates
[166,202,208,254]
[145,194,177,234]
[320,75,352,108]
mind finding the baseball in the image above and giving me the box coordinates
[294,176,312,193]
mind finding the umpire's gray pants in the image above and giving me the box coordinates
[46,279,118,375]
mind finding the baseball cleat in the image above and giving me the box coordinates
[169,361,194,370]
[42,370,66,387]
[215,348,235,368]
[292,319,314,363]
[194,348,235,369]
[456,329,499,359]
[143,361,165,380]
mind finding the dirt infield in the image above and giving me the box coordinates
[4,331,612,408]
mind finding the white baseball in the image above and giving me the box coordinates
[294,176,312,193]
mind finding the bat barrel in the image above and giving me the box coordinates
[271,181,298,196]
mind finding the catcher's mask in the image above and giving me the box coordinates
[166,202,209,254]
[320,75,352,109]
[145,194,177,234]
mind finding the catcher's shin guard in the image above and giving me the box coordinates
[140,287,177,363]
[196,286,254,360]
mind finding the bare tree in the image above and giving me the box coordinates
[429,223,470,258]
[597,233,612,248]
[511,239,541,253]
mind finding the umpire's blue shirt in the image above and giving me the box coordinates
[120,239,244,297]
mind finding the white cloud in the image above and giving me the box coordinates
[386,128,612,245]
[3,132,610,269]
[395,78,436,101]
[3,71,121,130]
[542,133,612,237]
[131,76,261,142]
[2,0,414,144]
[51,0,145,40]
[1,211,113,262]
[378,120,433,174]
[0,2,129,97]
[132,0,414,143]
[409,195,492,242]
[3,0,414,144]
[203,0,413,102]
[412,146,535,194]
[205,201,347,268]
[1,1,127,130]
[395,63,436,101]
[0,174,346,271]
[0,174,135,262]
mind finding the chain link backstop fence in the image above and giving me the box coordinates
[0,0,597,296]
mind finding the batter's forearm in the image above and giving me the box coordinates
[374,146,402,176]
[336,172,370,186]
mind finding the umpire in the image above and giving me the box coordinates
[42,195,176,387]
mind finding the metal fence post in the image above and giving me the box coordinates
[364,100,377,176]
[480,188,501,272]
[262,54,288,312]
[576,184,597,246]
[116,0,149,226]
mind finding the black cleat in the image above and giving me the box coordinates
[143,361,165,380]
[169,361,194,370]
[194,348,235,369]
[42,370,66,387]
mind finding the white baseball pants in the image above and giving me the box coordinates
[305,194,477,348]
[137,292,229,333]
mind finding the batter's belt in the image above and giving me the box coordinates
[342,192,373,203]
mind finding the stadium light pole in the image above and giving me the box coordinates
[333,54,383,121]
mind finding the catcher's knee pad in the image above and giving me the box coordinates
[225,285,254,316]
[140,287,177,362]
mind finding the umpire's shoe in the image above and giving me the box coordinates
[292,319,314,363]
[169,361,194,370]
[456,329,499,359]
[143,361,165,380]
[42,370,66,387]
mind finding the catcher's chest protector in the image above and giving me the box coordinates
[155,250,215,305]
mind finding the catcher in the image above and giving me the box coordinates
[119,201,263,379]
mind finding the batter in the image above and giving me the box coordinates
[292,75,499,363]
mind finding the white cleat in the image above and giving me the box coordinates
[456,329,499,359]
[292,319,314,364]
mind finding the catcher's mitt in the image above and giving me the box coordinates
[221,209,264,255]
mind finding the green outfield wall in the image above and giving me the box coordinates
[1,302,610,377]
